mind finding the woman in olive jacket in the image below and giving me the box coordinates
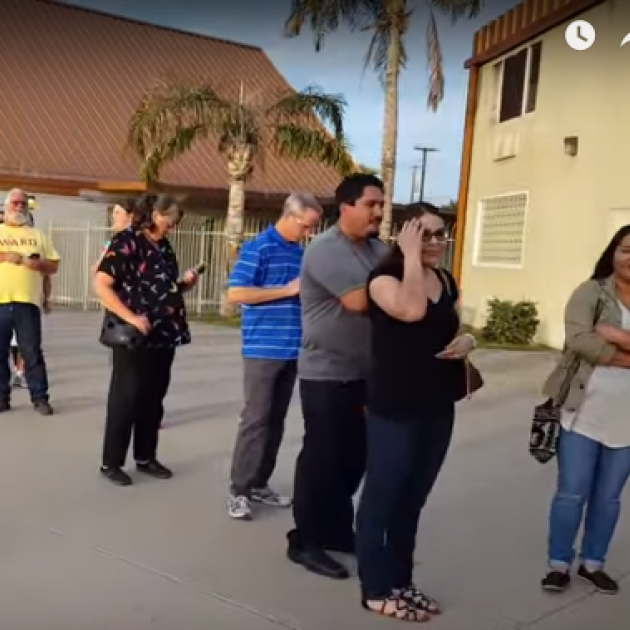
[541,225,630,596]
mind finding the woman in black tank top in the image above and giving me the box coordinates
[355,209,476,622]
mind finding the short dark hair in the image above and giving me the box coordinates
[334,173,384,207]
[591,224,630,280]
[132,193,182,231]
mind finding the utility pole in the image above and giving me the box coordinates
[409,165,419,203]
[413,145,438,203]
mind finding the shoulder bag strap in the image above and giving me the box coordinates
[593,279,606,323]
[436,268,456,300]
[437,268,461,317]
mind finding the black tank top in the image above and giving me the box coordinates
[366,263,463,421]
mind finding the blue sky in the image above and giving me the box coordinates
[71,0,514,204]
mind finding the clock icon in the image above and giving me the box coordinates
[565,20,595,50]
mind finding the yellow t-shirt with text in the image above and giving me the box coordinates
[0,224,60,306]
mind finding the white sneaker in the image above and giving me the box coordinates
[227,495,252,520]
[251,486,292,508]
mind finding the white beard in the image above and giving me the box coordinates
[5,212,28,226]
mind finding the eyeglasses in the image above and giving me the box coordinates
[10,199,27,207]
[292,215,319,231]
[421,229,451,244]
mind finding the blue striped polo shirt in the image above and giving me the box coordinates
[228,226,303,360]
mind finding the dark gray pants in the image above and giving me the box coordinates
[230,358,297,497]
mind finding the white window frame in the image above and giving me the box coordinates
[472,190,530,270]
[494,41,541,123]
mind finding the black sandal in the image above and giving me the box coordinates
[361,596,430,622]
[394,586,441,614]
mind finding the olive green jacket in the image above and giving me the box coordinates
[542,276,621,413]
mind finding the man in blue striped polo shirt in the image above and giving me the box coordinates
[226,193,323,520]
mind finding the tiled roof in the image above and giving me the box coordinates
[0,0,343,196]
[467,0,603,67]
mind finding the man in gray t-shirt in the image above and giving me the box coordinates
[287,174,388,580]
[298,226,387,381]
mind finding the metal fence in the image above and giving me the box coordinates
[46,215,454,314]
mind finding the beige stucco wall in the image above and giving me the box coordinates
[461,0,630,348]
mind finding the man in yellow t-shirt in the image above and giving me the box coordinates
[7,207,52,388]
[0,188,60,416]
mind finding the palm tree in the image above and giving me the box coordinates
[128,78,354,266]
[285,0,483,240]
[356,163,379,176]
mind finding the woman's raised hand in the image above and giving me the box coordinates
[397,218,425,259]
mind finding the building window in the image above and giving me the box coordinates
[497,42,542,123]
[473,192,528,267]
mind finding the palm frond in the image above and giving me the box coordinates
[363,26,389,80]
[429,0,483,22]
[285,0,375,50]
[140,124,208,184]
[266,85,347,139]
[425,8,444,111]
[273,124,355,176]
[127,79,235,182]
[362,3,410,85]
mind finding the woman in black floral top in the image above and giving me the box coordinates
[93,194,198,486]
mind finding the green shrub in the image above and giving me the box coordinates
[481,298,539,346]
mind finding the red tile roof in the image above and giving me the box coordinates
[0,0,343,197]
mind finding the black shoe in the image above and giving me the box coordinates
[33,400,53,416]
[136,460,173,479]
[0,400,10,413]
[287,543,350,579]
[578,566,619,594]
[100,466,133,486]
[541,570,571,592]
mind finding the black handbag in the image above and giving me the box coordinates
[99,311,146,350]
[529,287,604,464]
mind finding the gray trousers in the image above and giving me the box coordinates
[230,358,297,497]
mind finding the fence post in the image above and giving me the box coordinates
[196,228,206,316]
[83,224,91,310]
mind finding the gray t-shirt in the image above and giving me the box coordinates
[298,226,388,381]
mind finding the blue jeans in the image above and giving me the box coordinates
[356,409,454,599]
[549,429,630,570]
[0,303,49,403]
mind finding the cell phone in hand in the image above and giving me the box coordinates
[193,261,207,275]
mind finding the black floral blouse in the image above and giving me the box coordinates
[97,229,191,349]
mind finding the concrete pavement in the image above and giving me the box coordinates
[0,311,628,630]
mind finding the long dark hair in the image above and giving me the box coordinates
[591,224,630,280]
[132,193,181,231]
[378,202,442,270]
